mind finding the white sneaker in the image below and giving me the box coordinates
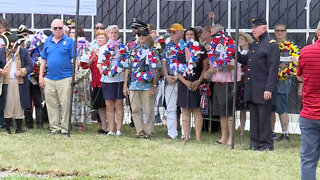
[116,131,122,136]
[107,131,115,136]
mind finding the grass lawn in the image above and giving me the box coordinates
[0,123,316,179]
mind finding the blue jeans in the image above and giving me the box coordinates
[300,117,320,180]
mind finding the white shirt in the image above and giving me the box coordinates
[9,53,17,79]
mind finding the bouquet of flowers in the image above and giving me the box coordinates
[77,37,91,69]
[154,33,171,54]
[278,41,299,81]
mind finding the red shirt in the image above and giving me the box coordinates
[297,40,320,120]
[89,51,102,87]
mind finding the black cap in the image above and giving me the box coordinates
[131,18,148,28]
[17,24,34,35]
[43,29,52,37]
[1,32,25,51]
[252,18,267,27]
[137,26,150,36]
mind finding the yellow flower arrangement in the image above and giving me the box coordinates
[278,41,300,81]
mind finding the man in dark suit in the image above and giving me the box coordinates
[238,18,280,151]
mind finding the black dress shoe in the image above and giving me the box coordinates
[258,147,274,151]
[15,129,24,134]
[61,132,68,136]
[98,129,108,134]
[136,134,145,139]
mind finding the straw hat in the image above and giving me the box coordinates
[239,32,254,44]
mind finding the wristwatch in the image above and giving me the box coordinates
[153,84,157,87]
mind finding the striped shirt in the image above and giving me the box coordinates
[297,40,320,120]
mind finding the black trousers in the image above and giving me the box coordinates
[248,102,274,150]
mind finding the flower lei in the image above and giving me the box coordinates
[207,31,235,71]
[30,57,41,78]
[127,40,138,51]
[278,41,300,81]
[131,47,159,82]
[154,33,171,54]
[102,40,126,77]
[26,31,47,78]
[167,39,202,76]
[26,30,48,64]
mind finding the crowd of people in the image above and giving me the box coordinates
[0,11,320,180]
[0,14,298,140]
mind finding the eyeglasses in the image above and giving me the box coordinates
[275,29,286,32]
[169,31,176,35]
[95,27,104,30]
[53,27,63,31]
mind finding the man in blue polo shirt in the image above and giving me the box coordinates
[39,19,76,135]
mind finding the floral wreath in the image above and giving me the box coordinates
[102,40,126,77]
[207,30,235,71]
[167,39,202,76]
[278,41,300,81]
[131,47,159,82]
[154,33,171,54]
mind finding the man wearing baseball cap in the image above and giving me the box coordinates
[238,18,280,151]
[161,23,184,139]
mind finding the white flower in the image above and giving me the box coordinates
[156,42,161,49]
[151,63,157,68]
[165,37,171,44]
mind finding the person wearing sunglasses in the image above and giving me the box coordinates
[40,19,77,135]
[123,26,161,139]
[271,23,298,141]
[161,23,184,140]
[127,18,148,51]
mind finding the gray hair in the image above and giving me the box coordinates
[51,19,64,29]
[106,25,119,33]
